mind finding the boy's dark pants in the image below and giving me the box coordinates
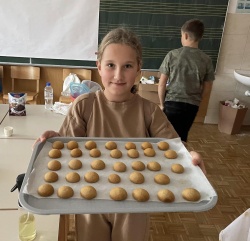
[163,101,199,142]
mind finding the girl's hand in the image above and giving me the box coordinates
[33,130,60,149]
[189,151,207,175]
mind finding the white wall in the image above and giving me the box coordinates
[205,0,250,125]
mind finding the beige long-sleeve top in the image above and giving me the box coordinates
[59,90,178,139]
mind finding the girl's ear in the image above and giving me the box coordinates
[96,60,101,72]
[96,60,100,69]
[96,61,102,77]
[137,68,142,78]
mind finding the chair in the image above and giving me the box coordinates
[58,214,77,241]
[59,68,92,104]
[3,66,40,104]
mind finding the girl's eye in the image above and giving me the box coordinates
[125,64,132,68]
[107,63,114,68]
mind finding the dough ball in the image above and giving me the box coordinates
[80,186,97,200]
[182,188,201,202]
[52,141,64,149]
[147,161,161,171]
[144,148,156,157]
[47,160,61,171]
[125,142,136,150]
[84,171,99,183]
[157,189,175,203]
[110,149,122,159]
[85,141,97,150]
[67,140,78,150]
[48,149,62,158]
[105,141,117,150]
[131,161,145,171]
[113,162,127,172]
[154,174,170,185]
[37,183,54,197]
[132,188,150,202]
[129,172,145,184]
[171,164,184,174]
[44,171,58,183]
[91,159,105,170]
[65,172,80,183]
[157,141,169,151]
[164,150,178,159]
[57,186,74,199]
[68,159,82,170]
[89,148,101,158]
[108,173,121,184]
[127,149,139,158]
[70,148,82,157]
[109,187,127,201]
[141,142,152,150]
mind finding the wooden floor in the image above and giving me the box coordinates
[149,123,250,241]
[66,123,250,241]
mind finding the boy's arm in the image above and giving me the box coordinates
[201,81,213,100]
[158,73,168,109]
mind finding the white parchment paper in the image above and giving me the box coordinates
[24,138,216,203]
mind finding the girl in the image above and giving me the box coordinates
[36,27,205,241]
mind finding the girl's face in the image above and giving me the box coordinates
[97,43,141,102]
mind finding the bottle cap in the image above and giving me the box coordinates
[46,82,51,86]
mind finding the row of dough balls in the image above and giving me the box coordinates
[47,159,185,174]
[53,140,171,151]
[44,170,180,185]
[49,141,178,159]
[38,183,201,203]
[48,147,178,159]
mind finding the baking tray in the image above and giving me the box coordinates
[19,137,217,214]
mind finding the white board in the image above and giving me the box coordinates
[0,0,100,61]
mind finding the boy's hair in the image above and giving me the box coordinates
[181,19,204,42]
[97,27,142,67]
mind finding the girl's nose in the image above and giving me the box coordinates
[114,68,122,81]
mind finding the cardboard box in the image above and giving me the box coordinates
[138,84,160,104]
[218,101,248,135]
[141,71,160,79]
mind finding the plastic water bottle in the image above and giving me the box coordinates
[44,82,53,109]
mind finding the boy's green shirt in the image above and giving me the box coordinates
[159,46,215,106]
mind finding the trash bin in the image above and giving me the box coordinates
[218,101,248,135]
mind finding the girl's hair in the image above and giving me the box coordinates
[97,27,142,94]
[97,27,142,67]
[181,19,204,42]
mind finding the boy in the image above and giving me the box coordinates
[158,19,215,142]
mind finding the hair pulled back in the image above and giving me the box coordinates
[97,27,142,67]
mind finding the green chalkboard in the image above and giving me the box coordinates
[0,56,30,64]
[0,0,228,70]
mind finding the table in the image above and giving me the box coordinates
[0,139,60,240]
[0,139,34,209]
[0,210,59,241]
[0,104,67,240]
[0,104,9,124]
[0,104,65,139]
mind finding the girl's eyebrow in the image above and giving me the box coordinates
[122,60,136,64]
[103,60,135,64]
[103,59,114,62]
